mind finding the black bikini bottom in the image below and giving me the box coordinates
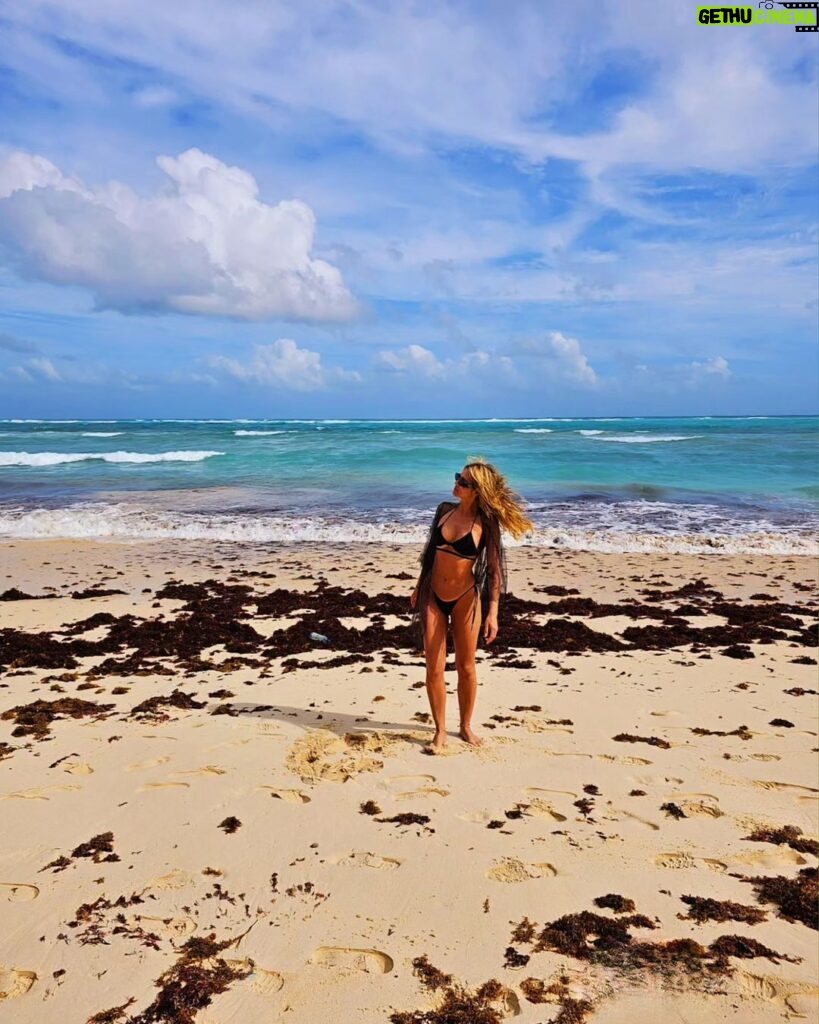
[432,583,479,620]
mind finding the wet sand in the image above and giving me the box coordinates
[0,539,817,1023]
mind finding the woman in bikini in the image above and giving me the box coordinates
[410,459,533,752]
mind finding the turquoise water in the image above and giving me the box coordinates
[0,417,816,553]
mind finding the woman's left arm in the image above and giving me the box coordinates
[483,524,502,644]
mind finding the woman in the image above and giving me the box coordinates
[410,459,533,752]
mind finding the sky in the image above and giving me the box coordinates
[0,0,817,419]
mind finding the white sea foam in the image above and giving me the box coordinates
[578,429,604,436]
[0,450,224,467]
[234,430,288,436]
[514,428,553,433]
[81,432,124,437]
[593,434,700,443]
[0,503,815,555]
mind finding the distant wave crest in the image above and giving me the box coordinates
[0,450,224,467]
[593,434,700,444]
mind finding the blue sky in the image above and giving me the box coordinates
[0,0,816,418]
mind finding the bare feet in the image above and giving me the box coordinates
[458,725,483,746]
[423,729,447,755]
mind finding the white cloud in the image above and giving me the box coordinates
[375,344,447,379]
[28,356,62,381]
[511,331,599,387]
[0,148,358,321]
[207,339,361,391]
[374,343,518,387]
[691,355,731,378]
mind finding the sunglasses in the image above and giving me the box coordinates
[454,471,475,489]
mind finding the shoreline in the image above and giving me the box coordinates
[0,539,816,1023]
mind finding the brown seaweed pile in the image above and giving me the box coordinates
[738,868,818,929]
[593,894,636,914]
[512,909,798,976]
[129,690,206,723]
[1,577,815,692]
[389,957,510,1024]
[612,733,671,750]
[2,697,115,739]
[677,895,766,925]
[41,832,120,873]
[87,933,253,1024]
[743,824,819,857]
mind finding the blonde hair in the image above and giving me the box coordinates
[464,458,533,539]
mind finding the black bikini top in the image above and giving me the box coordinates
[434,508,483,560]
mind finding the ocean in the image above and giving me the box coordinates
[0,416,817,554]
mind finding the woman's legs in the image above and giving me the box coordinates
[422,598,448,750]
[451,587,482,745]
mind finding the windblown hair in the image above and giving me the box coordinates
[412,458,532,647]
[463,458,534,539]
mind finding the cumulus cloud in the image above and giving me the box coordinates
[207,339,361,392]
[375,344,447,379]
[510,331,599,387]
[374,343,517,386]
[690,355,731,378]
[0,149,358,321]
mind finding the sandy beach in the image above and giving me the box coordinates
[0,539,816,1024]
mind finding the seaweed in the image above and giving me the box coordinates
[1,697,115,739]
[743,824,819,857]
[125,932,253,1023]
[613,733,671,750]
[502,947,529,968]
[739,867,818,929]
[660,802,687,819]
[390,958,510,1024]
[593,894,636,914]
[677,895,766,925]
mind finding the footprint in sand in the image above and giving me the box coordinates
[256,722,282,737]
[0,884,39,902]
[173,765,227,777]
[486,857,557,882]
[458,810,496,824]
[597,754,653,766]
[1,785,82,801]
[381,774,451,800]
[333,851,401,870]
[126,756,171,771]
[261,787,312,803]
[752,780,819,796]
[611,809,660,831]
[63,762,94,775]
[731,968,819,1016]
[225,960,284,995]
[142,869,196,892]
[518,789,571,822]
[672,793,724,819]
[312,947,394,974]
[730,848,808,869]
[654,852,727,872]
[138,781,191,792]
[0,966,36,1000]
[133,915,197,939]
[522,787,575,822]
